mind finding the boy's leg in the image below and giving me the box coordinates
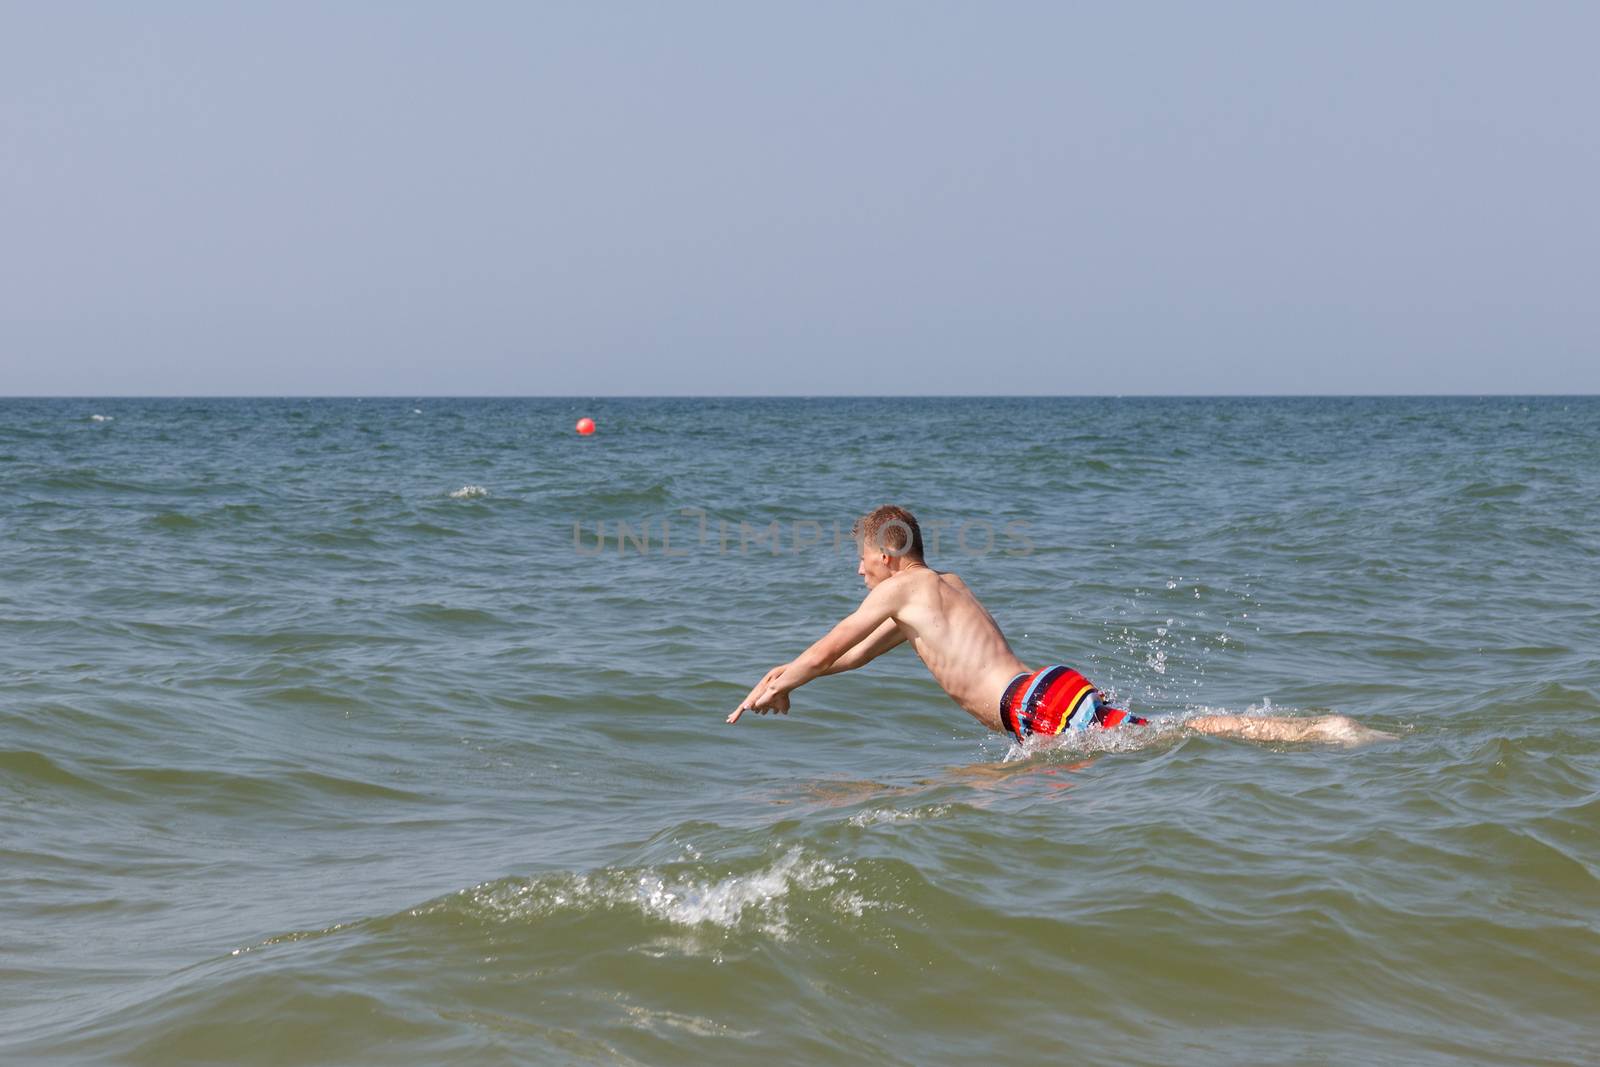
[1187,714,1392,744]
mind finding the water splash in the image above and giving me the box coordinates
[438,848,866,940]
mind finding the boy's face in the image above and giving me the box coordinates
[857,544,894,588]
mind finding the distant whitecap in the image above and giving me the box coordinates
[450,485,489,499]
[90,414,114,422]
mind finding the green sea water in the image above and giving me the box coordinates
[2,396,1596,1065]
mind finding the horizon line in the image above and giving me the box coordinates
[4,393,1598,401]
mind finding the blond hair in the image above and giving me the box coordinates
[852,504,924,560]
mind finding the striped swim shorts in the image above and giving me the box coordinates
[999,665,1147,743]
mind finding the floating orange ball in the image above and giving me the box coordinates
[575,417,596,436]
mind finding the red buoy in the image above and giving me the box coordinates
[575,417,596,436]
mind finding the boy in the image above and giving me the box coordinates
[728,505,1377,746]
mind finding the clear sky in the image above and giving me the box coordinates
[2,2,1596,395]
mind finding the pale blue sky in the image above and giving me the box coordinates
[2,2,1596,395]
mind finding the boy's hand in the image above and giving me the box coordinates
[727,664,791,724]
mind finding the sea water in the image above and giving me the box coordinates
[2,397,1596,1064]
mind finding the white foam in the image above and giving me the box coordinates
[90,414,114,422]
[1002,715,1189,761]
[229,918,358,957]
[449,485,489,499]
[450,849,860,939]
[621,1004,757,1039]
[848,803,951,827]
[634,849,837,935]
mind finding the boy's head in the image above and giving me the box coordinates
[853,505,924,587]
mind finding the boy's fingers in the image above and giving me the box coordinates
[727,706,745,724]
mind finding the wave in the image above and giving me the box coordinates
[847,803,953,827]
[400,604,509,628]
[146,511,204,530]
[13,789,1599,1066]
[549,481,675,511]
[398,521,464,538]
[419,847,870,939]
[140,503,271,531]
[0,746,430,808]
[1459,480,1528,499]
[201,847,904,981]
[0,748,123,799]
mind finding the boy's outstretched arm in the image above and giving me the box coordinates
[822,618,906,676]
[728,620,905,722]
[727,584,903,724]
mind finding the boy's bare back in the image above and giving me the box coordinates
[877,567,1028,731]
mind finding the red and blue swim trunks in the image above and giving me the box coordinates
[999,665,1147,743]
